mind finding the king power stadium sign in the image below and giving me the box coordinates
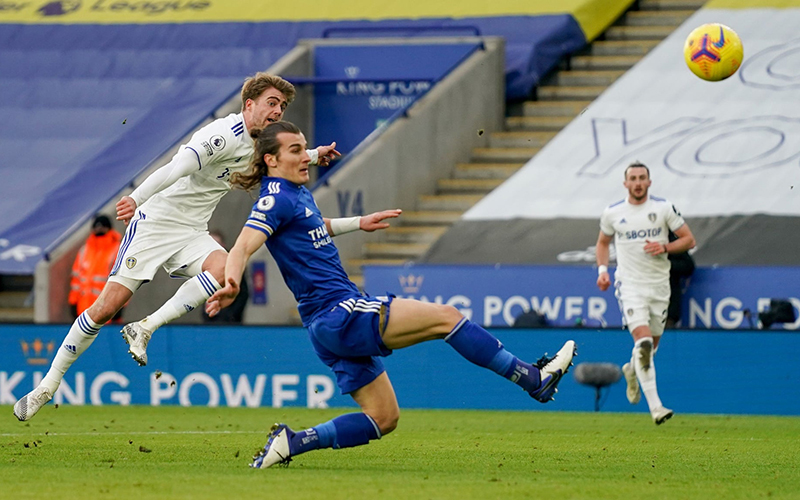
[0,370,337,408]
[366,265,800,330]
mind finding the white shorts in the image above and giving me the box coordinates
[615,280,670,336]
[109,211,223,282]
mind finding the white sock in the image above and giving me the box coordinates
[41,311,101,393]
[632,337,663,412]
[139,271,221,333]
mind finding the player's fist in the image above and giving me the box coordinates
[597,272,611,292]
[116,196,137,225]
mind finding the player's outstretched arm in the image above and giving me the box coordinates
[324,209,402,236]
[206,227,266,317]
[359,209,402,232]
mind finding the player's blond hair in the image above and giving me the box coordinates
[240,73,296,111]
[231,121,303,192]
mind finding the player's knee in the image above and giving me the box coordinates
[438,304,464,330]
[202,251,227,284]
[374,408,400,435]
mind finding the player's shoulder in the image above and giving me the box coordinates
[648,195,669,204]
[649,195,677,210]
[192,113,243,147]
[254,178,300,212]
[603,199,626,214]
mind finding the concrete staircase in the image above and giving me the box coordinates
[349,0,706,285]
[0,275,35,323]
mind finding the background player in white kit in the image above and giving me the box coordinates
[13,73,346,421]
[595,162,695,425]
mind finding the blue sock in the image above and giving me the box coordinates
[289,413,381,456]
[445,318,540,392]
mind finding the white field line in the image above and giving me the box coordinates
[0,430,266,437]
[0,430,772,441]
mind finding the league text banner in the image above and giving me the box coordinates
[0,0,632,40]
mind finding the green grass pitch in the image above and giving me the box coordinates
[1,405,799,499]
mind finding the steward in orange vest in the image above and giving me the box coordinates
[69,215,123,320]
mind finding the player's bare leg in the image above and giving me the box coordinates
[14,282,132,421]
[123,250,225,365]
[384,298,576,403]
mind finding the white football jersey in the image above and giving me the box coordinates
[600,196,686,285]
[138,113,254,229]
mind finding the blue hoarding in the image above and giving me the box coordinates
[312,43,481,156]
[364,265,800,330]
[1,325,798,415]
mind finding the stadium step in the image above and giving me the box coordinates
[537,85,607,101]
[383,226,449,244]
[621,9,695,26]
[0,307,34,322]
[0,275,34,323]
[453,162,524,179]
[604,25,675,41]
[348,258,412,276]
[570,55,642,71]
[505,116,573,131]
[470,147,539,163]
[489,131,557,148]
[521,102,590,117]
[0,291,32,308]
[364,242,431,259]
[349,274,364,289]
[639,0,707,10]
[588,40,661,56]
[437,179,503,194]
[552,70,626,86]
[419,194,483,210]
[399,211,463,226]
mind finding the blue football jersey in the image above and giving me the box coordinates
[244,177,360,325]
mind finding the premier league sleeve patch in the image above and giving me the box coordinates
[257,195,276,211]
[210,135,226,151]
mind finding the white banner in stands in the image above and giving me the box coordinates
[466,9,800,220]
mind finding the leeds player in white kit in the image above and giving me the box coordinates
[13,73,341,421]
[595,162,695,425]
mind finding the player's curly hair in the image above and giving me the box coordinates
[240,73,296,111]
[231,121,302,192]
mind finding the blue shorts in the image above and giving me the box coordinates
[307,295,394,395]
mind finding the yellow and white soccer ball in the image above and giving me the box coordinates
[684,23,743,81]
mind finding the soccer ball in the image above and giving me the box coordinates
[683,23,743,81]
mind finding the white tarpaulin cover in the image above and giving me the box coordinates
[426,7,800,266]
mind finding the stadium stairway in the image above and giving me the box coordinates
[0,275,34,323]
[347,0,706,286]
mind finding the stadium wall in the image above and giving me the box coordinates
[1,325,797,416]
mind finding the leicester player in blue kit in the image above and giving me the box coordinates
[206,121,577,469]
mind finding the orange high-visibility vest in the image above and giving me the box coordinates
[68,230,123,316]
